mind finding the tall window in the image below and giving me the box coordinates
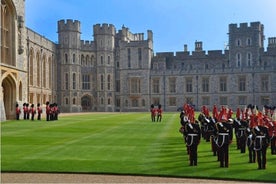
[65,53,68,63]
[73,54,76,63]
[247,38,251,46]
[116,80,120,92]
[107,75,111,90]
[261,76,269,92]
[29,49,34,85]
[108,56,110,65]
[247,52,252,66]
[153,78,160,93]
[1,0,15,66]
[42,57,46,88]
[48,57,52,89]
[101,55,103,65]
[169,77,176,93]
[65,73,69,90]
[236,53,241,67]
[238,76,246,91]
[82,74,90,90]
[138,48,142,68]
[128,48,131,68]
[186,78,192,92]
[36,52,40,86]
[100,75,104,90]
[72,73,76,89]
[130,78,140,93]
[219,77,227,92]
[202,77,209,92]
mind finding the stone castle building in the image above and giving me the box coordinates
[1,0,275,121]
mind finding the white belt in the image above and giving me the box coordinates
[188,134,198,136]
[256,136,265,138]
[238,128,246,130]
[219,133,229,135]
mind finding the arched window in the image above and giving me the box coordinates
[36,52,40,86]
[107,75,111,90]
[236,39,241,47]
[19,81,22,101]
[101,75,104,90]
[65,53,68,63]
[73,73,76,89]
[108,98,111,105]
[73,98,76,104]
[29,48,34,85]
[247,52,252,66]
[48,56,52,89]
[65,98,69,105]
[247,38,251,46]
[73,54,76,63]
[1,0,16,66]
[42,55,46,88]
[108,56,110,64]
[236,53,241,67]
[65,73,69,90]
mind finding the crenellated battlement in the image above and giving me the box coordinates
[93,23,115,36]
[58,19,81,33]
[229,21,263,32]
[80,40,95,49]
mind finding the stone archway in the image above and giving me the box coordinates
[2,75,16,120]
[81,95,92,112]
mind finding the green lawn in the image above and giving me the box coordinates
[1,112,276,182]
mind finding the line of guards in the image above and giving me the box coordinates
[179,104,276,169]
[15,101,60,121]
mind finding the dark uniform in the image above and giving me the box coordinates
[233,119,248,153]
[184,121,201,166]
[246,127,256,163]
[215,120,233,167]
[253,125,269,169]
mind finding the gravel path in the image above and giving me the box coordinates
[1,173,272,183]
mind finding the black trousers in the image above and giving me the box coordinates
[218,144,229,167]
[256,147,267,169]
[188,144,198,166]
[271,137,276,154]
[248,145,256,163]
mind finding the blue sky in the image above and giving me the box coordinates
[25,0,276,53]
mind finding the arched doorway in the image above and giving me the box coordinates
[2,75,16,119]
[81,95,92,111]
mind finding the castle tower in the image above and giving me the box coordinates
[228,22,264,68]
[93,23,116,112]
[57,19,82,112]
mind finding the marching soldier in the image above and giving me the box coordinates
[233,108,248,153]
[183,108,201,166]
[215,107,233,168]
[252,112,270,169]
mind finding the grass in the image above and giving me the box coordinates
[1,112,276,182]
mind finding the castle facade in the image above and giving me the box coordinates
[1,0,275,121]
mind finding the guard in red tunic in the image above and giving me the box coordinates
[37,103,43,120]
[150,104,156,122]
[16,103,21,120]
[46,101,51,121]
[156,104,162,122]
[30,104,36,121]
[23,103,27,120]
